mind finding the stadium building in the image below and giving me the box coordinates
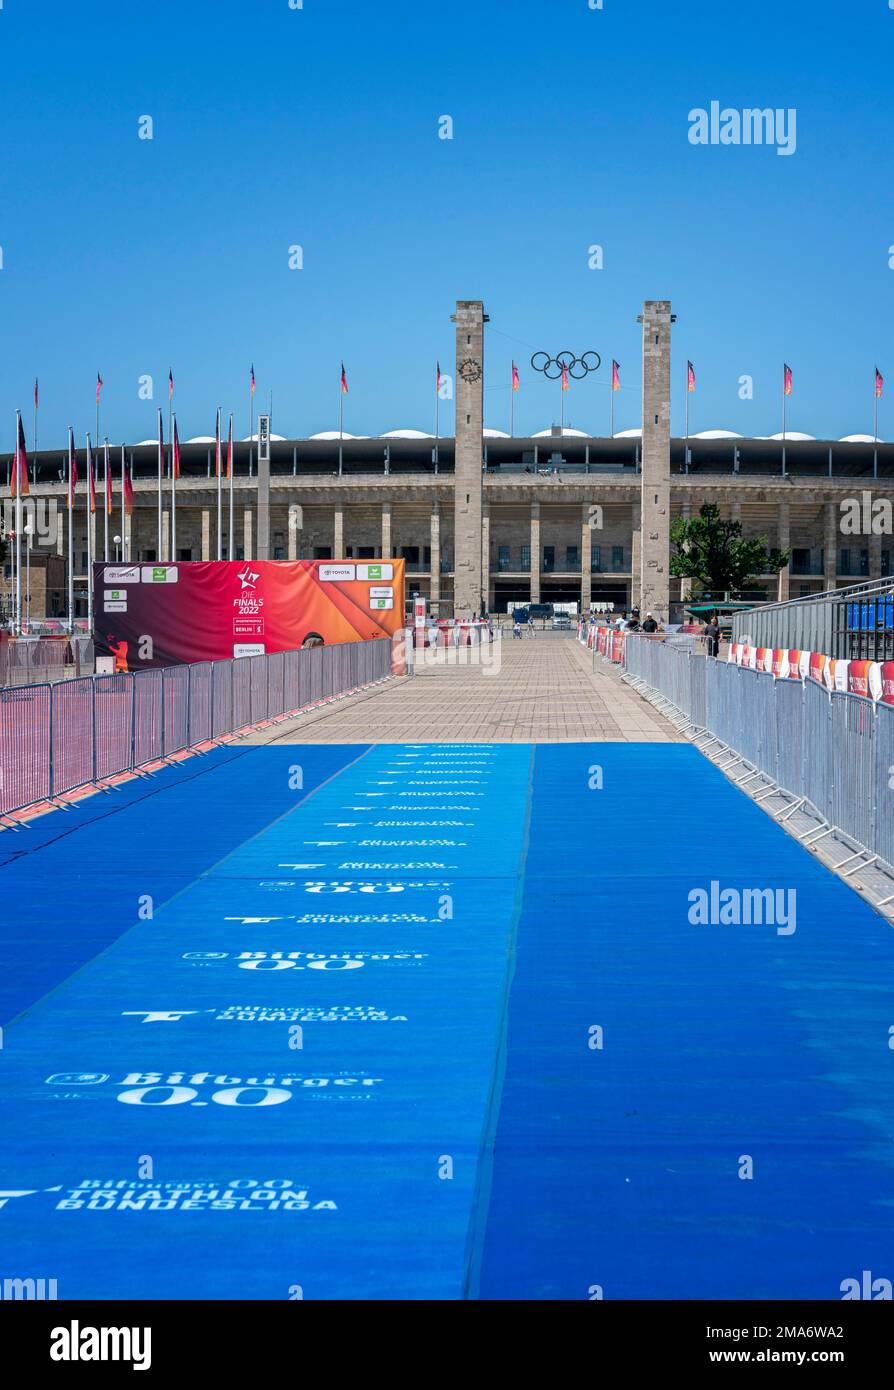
[4,298,894,625]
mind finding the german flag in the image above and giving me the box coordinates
[227,414,234,479]
[611,360,620,391]
[123,452,134,517]
[875,366,884,399]
[783,363,793,396]
[172,417,181,480]
[561,364,569,391]
[215,408,222,477]
[687,361,696,393]
[11,413,29,497]
[96,372,103,404]
[340,362,348,394]
[511,361,520,391]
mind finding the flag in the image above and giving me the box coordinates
[67,427,78,510]
[226,414,233,479]
[250,364,256,396]
[172,417,181,480]
[87,437,96,515]
[436,361,441,395]
[687,360,696,392]
[561,364,569,391]
[158,411,165,483]
[340,362,348,394]
[96,372,103,404]
[11,413,29,497]
[783,363,793,396]
[34,378,39,409]
[875,366,884,399]
[215,408,222,476]
[123,453,134,517]
[511,361,520,391]
[611,360,620,391]
[105,441,113,515]
[168,368,174,400]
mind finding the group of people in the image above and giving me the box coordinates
[612,608,662,634]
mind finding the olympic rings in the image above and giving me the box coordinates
[530,351,601,380]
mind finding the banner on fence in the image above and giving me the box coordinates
[91,559,406,669]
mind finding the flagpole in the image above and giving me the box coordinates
[228,414,234,560]
[171,413,177,562]
[610,386,614,440]
[103,439,110,562]
[560,379,565,434]
[216,408,222,561]
[684,366,689,473]
[339,380,344,478]
[67,434,74,632]
[34,383,38,454]
[874,378,879,481]
[249,375,254,477]
[435,372,440,471]
[782,372,787,477]
[121,444,127,561]
[157,408,163,558]
[14,412,22,637]
[86,433,94,636]
[510,375,514,438]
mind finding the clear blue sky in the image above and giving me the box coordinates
[0,0,891,448]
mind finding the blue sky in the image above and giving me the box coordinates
[0,0,891,448]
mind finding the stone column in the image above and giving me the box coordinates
[824,500,838,589]
[201,509,211,561]
[243,507,253,561]
[530,500,541,604]
[334,505,344,559]
[430,501,441,614]
[630,500,642,610]
[451,299,487,618]
[288,501,299,559]
[870,529,883,580]
[777,501,791,602]
[481,502,490,616]
[580,503,592,614]
[381,501,392,557]
[638,299,674,620]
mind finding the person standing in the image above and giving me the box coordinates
[704,615,721,658]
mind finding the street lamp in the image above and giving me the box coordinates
[23,522,33,632]
[113,533,122,562]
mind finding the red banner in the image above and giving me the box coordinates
[846,659,873,697]
[92,559,406,670]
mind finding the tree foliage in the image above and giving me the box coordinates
[669,503,788,594]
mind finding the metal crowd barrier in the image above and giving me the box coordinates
[624,634,894,871]
[0,637,392,819]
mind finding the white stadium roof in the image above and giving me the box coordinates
[484,428,510,439]
[531,427,591,439]
[691,429,743,440]
[242,432,286,442]
[186,435,215,444]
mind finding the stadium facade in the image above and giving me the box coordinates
[4,298,894,625]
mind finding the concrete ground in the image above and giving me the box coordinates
[242,633,681,744]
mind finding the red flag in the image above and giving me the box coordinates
[67,427,78,510]
[123,451,134,517]
[172,417,181,480]
[215,408,222,477]
[96,372,103,404]
[561,364,569,391]
[511,361,520,391]
[783,363,793,396]
[34,378,39,409]
[340,362,348,394]
[687,360,696,392]
[227,414,234,479]
[87,437,96,515]
[11,413,29,497]
[436,361,442,394]
[105,441,113,515]
[875,366,884,399]
[250,364,256,396]
[168,368,174,400]
[611,360,620,391]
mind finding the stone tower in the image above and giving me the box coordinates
[451,299,488,618]
[638,299,675,619]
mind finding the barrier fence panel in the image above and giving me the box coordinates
[309,645,323,704]
[802,676,833,825]
[133,670,163,766]
[298,647,313,709]
[689,654,707,729]
[873,705,894,868]
[188,663,213,746]
[232,657,251,730]
[284,650,301,712]
[93,674,134,782]
[162,666,189,756]
[211,661,233,740]
[831,693,876,852]
[774,676,806,800]
[250,656,268,725]
[51,677,95,795]
[0,684,51,814]
[267,651,285,720]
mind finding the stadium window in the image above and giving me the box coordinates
[591,544,601,571]
[498,545,510,571]
[566,545,578,569]
[611,545,623,570]
[838,548,850,574]
[358,546,375,559]
[143,549,157,562]
[521,544,531,569]
[543,545,555,572]
[236,547,245,561]
[859,549,869,575]
[314,546,332,560]
[274,546,285,560]
[401,546,420,565]
[882,550,890,577]
[177,548,192,561]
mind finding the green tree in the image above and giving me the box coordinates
[669,503,788,596]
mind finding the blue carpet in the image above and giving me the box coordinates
[2,740,892,1299]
